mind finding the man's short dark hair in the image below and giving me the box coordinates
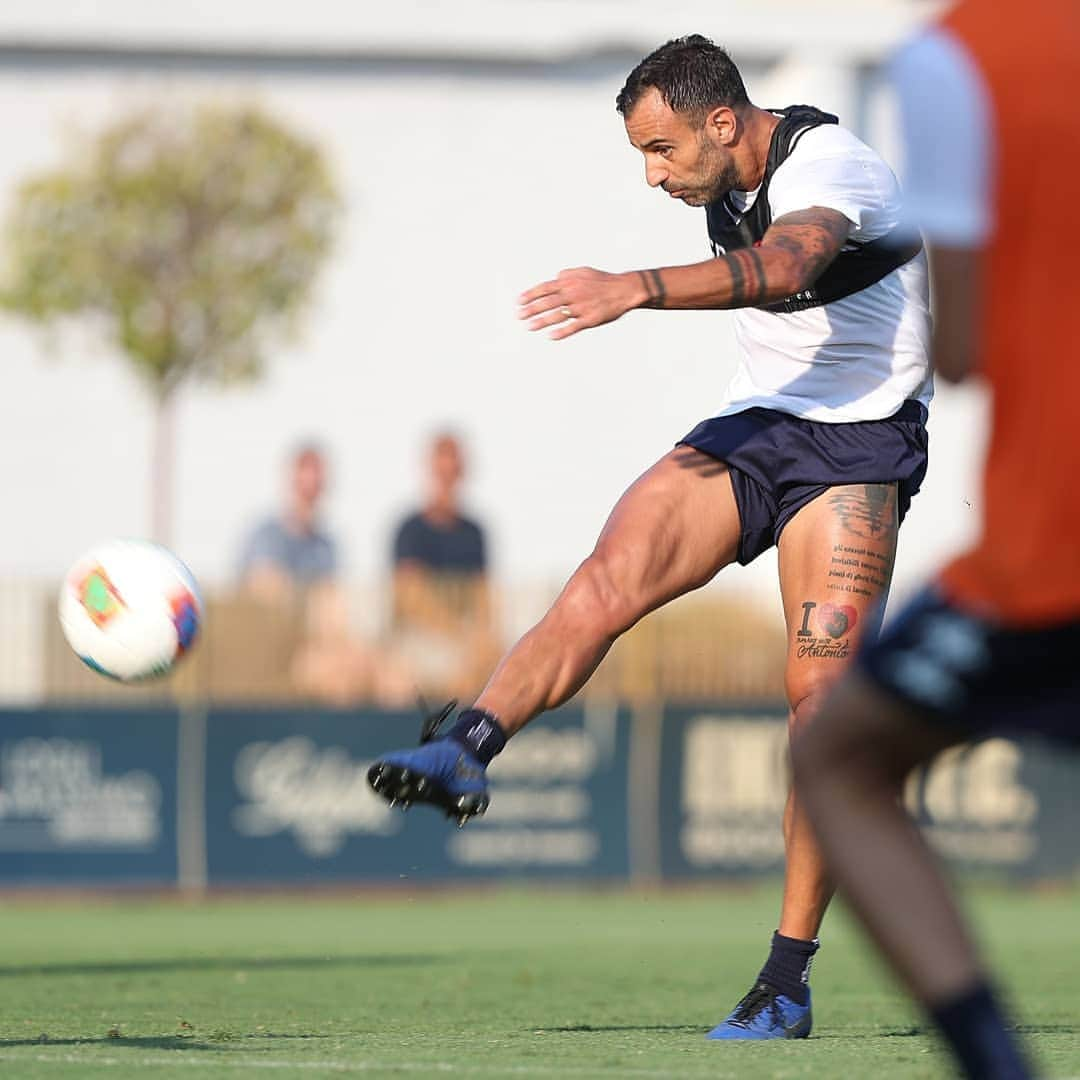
[616,35,750,120]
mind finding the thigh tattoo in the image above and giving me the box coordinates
[827,484,897,542]
[825,485,897,601]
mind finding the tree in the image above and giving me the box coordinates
[1,104,341,542]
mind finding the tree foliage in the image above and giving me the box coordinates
[1,104,341,401]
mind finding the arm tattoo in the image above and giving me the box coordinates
[768,229,836,281]
[762,209,851,289]
[725,248,769,307]
[727,254,746,307]
[738,247,773,306]
[744,248,768,306]
[638,268,667,309]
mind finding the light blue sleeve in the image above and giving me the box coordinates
[890,27,994,246]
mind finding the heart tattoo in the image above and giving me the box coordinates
[818,602,858,639]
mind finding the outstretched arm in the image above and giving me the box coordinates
[519,207,851,340]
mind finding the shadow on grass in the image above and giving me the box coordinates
[1014,1023,1080,1035]
[547,1024,930,1039]
[547,1024,704,1033]
[0,1033,331,1053]
[800,1028,927,1042]
[0,953,434,978]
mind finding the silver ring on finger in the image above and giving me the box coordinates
[559,305,574,318]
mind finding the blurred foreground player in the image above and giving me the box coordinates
[369,35,932,1038]
[794,2,1080,1077]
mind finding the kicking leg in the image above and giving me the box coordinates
[474,446,742,733]
[370,446,742,819]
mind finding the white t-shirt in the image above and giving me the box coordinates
[890,27,993,246]
[714,123,933,423]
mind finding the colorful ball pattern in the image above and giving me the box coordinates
[58,540,203,682]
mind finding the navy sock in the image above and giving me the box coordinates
[930,983,1032,1080]
[447,708,507,766]
[757,931,818,1005]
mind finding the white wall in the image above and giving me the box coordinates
[0,2,983,621]
[0,0,939,61]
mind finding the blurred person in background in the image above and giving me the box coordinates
[795,2,1079,1078]
[239,443,412,707]
[239,443,337,599]
[389,431,499,701]
[369,34,932,1041]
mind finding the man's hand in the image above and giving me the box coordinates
[518,268,649,340]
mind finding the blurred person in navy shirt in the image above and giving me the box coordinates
[390,432,499,699]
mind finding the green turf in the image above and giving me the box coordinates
[0,884,1076,1078]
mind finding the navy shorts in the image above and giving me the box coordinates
[678,401,929,564]
[858,586,1080,747]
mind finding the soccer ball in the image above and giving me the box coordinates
[58,540,202,682]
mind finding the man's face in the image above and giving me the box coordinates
[431,437,464,494]
[624,88,739,207]
[292,450,326,508]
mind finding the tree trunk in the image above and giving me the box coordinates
[150,387,177,546]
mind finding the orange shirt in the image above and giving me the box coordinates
[937,0,1080,625]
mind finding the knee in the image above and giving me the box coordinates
[790,679,912,796]
[789,684,834,778]
[557,549,638,639]
[790,691,870,807]
[789,691,848,789]
[787,678,831,735]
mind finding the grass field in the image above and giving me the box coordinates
[0,884,1076,1078]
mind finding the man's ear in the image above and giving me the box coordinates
[706,105,738,147]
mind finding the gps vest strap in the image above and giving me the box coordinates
[705,105,923,313]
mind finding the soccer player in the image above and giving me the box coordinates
[369,35,931,1039]
[793,2,1079,1077]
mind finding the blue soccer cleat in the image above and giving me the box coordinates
[367,702,490,826]
[706,982,812,1040]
